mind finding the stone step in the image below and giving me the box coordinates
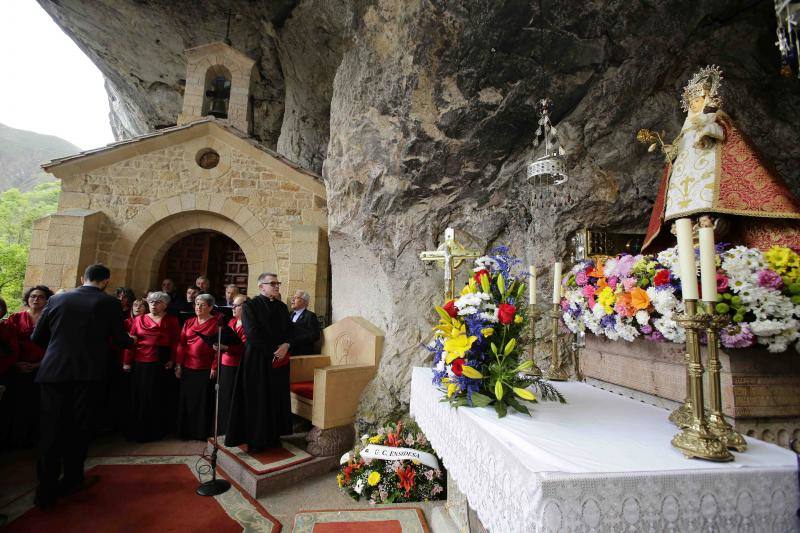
[207,435,339,499]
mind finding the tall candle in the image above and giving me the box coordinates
[552,262,562,304]
[698,226,717,303]
[675,218,699,300]
[529,265,537,304]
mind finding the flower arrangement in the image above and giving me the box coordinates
[561,244,800,353]
[337,420,445,504]
[428,247,564,418]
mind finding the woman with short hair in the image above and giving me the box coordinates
[3,285,53,447]
[175,293,223,440]
[123,291,180,442]
[216,294,247,435]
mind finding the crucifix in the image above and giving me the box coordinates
[419,228,481,301]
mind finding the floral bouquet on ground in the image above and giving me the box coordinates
[428,246,565,418]
[561,244,800,353]
[337,420,445,504]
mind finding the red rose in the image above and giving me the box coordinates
[473,269,490,283]
[451,358,464,376]
[497,303,516,325]
[442,299,459,318]
[654,269,670,286]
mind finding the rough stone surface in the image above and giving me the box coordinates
[38,0,800,430]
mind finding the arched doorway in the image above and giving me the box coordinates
[158,231,248,296]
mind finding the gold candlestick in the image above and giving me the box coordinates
[669,352,693,429]
[670,300,733,462]
[527,305,543,377]
[704,302,747,452]
[546,303,568,381]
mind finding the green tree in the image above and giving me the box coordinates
[0,181,59,312]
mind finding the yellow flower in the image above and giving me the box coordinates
[369,435,383,444]
[444,322,477,363]
[460,283,474,296]
[337,474,344,487]
[765,246,800,276]
[461,365,483,379]
[597,286,616,314]
[367,471,381,486]
[514,314,523,324]
[447,383,458,397]
[481,327,494,337]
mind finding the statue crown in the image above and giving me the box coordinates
[681,65,723,111]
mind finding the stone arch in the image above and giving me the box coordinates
[201,64,232,117]
[111,193,276,295]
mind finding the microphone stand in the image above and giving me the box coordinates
[197,324,231,496]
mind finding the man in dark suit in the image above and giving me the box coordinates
[31,264,133,509]
[289,289,321,355]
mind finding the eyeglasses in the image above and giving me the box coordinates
[260,281,282,287]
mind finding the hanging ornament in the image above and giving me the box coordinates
[528,98,569,211]
[775,0,800,78]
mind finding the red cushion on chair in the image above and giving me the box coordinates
[290,381,314,400]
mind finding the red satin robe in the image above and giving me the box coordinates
[176,316,222,370]
[124,314,180,365]
[222,318,246,367]
[5,311,45,363]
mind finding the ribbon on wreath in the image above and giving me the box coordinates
[340,444,440,470]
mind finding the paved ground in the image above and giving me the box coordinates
[0,433,444,530]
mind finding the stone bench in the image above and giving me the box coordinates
[289,316,384,456]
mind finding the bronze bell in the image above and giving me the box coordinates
[206,76,230,118]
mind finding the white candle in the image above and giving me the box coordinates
[699,226,717,303]
[444,227,454,242]
[675,218,699,300]
[529,265,537,305]
[552,262,562,304]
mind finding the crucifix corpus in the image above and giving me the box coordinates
[419,228,481,301]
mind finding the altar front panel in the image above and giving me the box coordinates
[410,367,799,532]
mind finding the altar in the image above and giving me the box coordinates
[410,367,799,532]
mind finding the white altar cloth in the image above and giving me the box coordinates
[410,367,799,532]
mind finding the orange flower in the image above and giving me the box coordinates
[630,287,650,311]
[614,292,634,317]
[396,465,416,496]
[587,261,605,278]
[596,277,608,291]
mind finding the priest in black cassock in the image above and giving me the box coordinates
[225,272,292,452]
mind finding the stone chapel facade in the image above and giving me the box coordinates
[24,42,329,315]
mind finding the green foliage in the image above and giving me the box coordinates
[0,182,59,312]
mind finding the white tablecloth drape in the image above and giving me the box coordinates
[410,367,799,532]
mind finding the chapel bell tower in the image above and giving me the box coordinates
[177,41,255,134]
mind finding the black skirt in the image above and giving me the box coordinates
[1,369,39,448]
[176,367,212,441]
[126,361,166,442]
[158,347,179,433]
[217,364,238,436]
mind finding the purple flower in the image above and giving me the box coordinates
[721,323,755,348]
[607,277,619,290]
[640,324,653,334]
[600,315,616,329]
[757,269,783,290]
[575,271,589,286]
[622,277,637,291]
[615,254,638,278]
[646,331,665,342]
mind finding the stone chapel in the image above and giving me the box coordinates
[23,41,329,316]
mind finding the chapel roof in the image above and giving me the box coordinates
[42,117,322,184]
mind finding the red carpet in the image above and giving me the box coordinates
[216,439,313,475]
[293,508,429,533]
[4,463,280,532]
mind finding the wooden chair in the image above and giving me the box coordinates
[289,316,384,430]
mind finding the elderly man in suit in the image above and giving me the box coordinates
[31,264,133,509]
[289,290,321,355]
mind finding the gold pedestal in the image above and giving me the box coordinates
[704,302,747,452]
[527,305,543,377]
[668,352,693,429]
[546,303,569,381]
[671,300,733,462]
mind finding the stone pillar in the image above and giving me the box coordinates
[288,225,329,320]
[24,209,105,291]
